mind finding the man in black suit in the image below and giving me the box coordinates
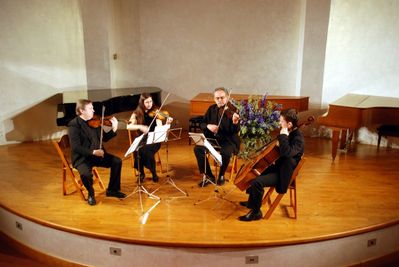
[68,99,126,205]
[194,87,240,187]
[238,108,304,221]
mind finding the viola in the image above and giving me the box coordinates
[88,115,120,128]
[148,109,170,120]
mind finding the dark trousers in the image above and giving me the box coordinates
[75,153,122,195]
[194,141,235,178]
[246,172,279,212]
[134,143,161,176]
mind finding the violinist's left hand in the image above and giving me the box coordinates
[109,116,118,132]
[232,112,240,125]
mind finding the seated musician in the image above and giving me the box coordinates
[68,99,126,206]
[194,87,240,187]
[127,93,173,183]
[238,108,304,221]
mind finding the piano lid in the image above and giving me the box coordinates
[330,94,399,108]
[56,87,162,126]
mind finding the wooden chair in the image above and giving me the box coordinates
[188,116,204,145]
[261,157,306,219]
[53,134,106,201]
[229,154,238,181]
[207,153,238,182]
[127,129,163,178]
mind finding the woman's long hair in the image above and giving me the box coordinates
[134,93,158,125]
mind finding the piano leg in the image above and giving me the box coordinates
[331,129,340,161]
[339,129,347,150]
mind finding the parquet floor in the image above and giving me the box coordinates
[1,130,399,247]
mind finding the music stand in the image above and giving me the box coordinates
[150,126,188,198]
[124,132,161,218]
[189,133,235,206]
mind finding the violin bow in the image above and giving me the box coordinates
[146,92,171,133]
[216,89,233,130]
[99,105,105,149]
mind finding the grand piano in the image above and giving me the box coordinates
[190,93,309,116]
[318,94,399,160]
[56,87,161,126]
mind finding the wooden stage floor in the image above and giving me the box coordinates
[1,131,399,247]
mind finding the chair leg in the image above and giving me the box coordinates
[92,168,106,191]
[262,187,274,206]
[289,186,297,219]
[72,173,87,201]
[229,156,237,182]
[62,165,67,195]
[156,152,163,173]
[264,194,284,219]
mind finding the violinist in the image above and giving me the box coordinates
[68,99,126,206]
[238,109,304,221]
[194,87,240,187]
[127,93,173,183]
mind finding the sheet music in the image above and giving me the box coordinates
[189,132,222,166]
[204,139,222,166]
[188,132,206,146]
[147,124,170,144]
[125,125,172,157]
[124,134,144,157]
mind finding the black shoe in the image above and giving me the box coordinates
[238,210,262,221]
[239,201,249,208]
[106,190,126,199]
[152,175,159,183]
[198,175,215,187]
[217,175,225,186]
[88,195,96,206]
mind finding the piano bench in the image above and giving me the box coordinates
[189,116,204,145]
[377,124,399,148]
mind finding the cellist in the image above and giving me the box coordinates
[238,108,304,221]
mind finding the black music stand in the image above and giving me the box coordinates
[150,126,187,198]
[124,132,160,223]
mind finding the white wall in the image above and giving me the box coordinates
[136,0,302,97]
[323,0,399,106]
[0,0,87,144]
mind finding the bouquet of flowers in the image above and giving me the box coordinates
[232,94,281,159]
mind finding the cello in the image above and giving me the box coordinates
[234,116,314,191]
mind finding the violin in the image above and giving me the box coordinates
[148,109,170,120]
[218,101,238,119]
[88,114,120,128]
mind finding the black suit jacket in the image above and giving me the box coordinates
[263,128,304,193]
[68,116,117,168]
[200,104,240,152]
